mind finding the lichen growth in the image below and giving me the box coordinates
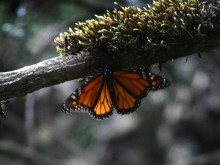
[54,0,220,57]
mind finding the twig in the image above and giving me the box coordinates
[0,140,64,165]
[167,150,220,165]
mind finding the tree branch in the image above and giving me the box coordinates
[1,0,220,100]
[0,52,93,100]
[1,33,220,101]
[0,140,64,165]
[169,150,220,165]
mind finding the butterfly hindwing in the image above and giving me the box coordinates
[112,71,152,114]
[89,82,113,119]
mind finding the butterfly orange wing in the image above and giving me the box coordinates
[62,67,170,119]
[62,75,113,119]
[112,71,151,114]
[112,69,170,114]
[142,68,170,91]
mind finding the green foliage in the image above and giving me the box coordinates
[0,155,8,164]
[54,0,220,57]
[58,3,84,19]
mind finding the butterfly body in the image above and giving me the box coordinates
[62,67,170,120]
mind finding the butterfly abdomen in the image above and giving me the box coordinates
[103,66,117,107]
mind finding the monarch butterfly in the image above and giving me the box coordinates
[62,67,170,120]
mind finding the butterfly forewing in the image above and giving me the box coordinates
[143,68,170,91]
[113,81,136,110]
[63,76,104,111]
[78,76,104,107]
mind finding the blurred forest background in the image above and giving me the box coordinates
[1,0,220,165]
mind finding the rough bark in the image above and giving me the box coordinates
[0,34,220,100]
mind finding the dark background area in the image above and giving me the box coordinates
[1,0,220,165]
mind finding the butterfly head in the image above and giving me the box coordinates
[103,66,112,76]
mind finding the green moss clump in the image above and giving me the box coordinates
[54,0,220,57]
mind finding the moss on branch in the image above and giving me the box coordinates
[54,0,220,64]
[1,0,220,100]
